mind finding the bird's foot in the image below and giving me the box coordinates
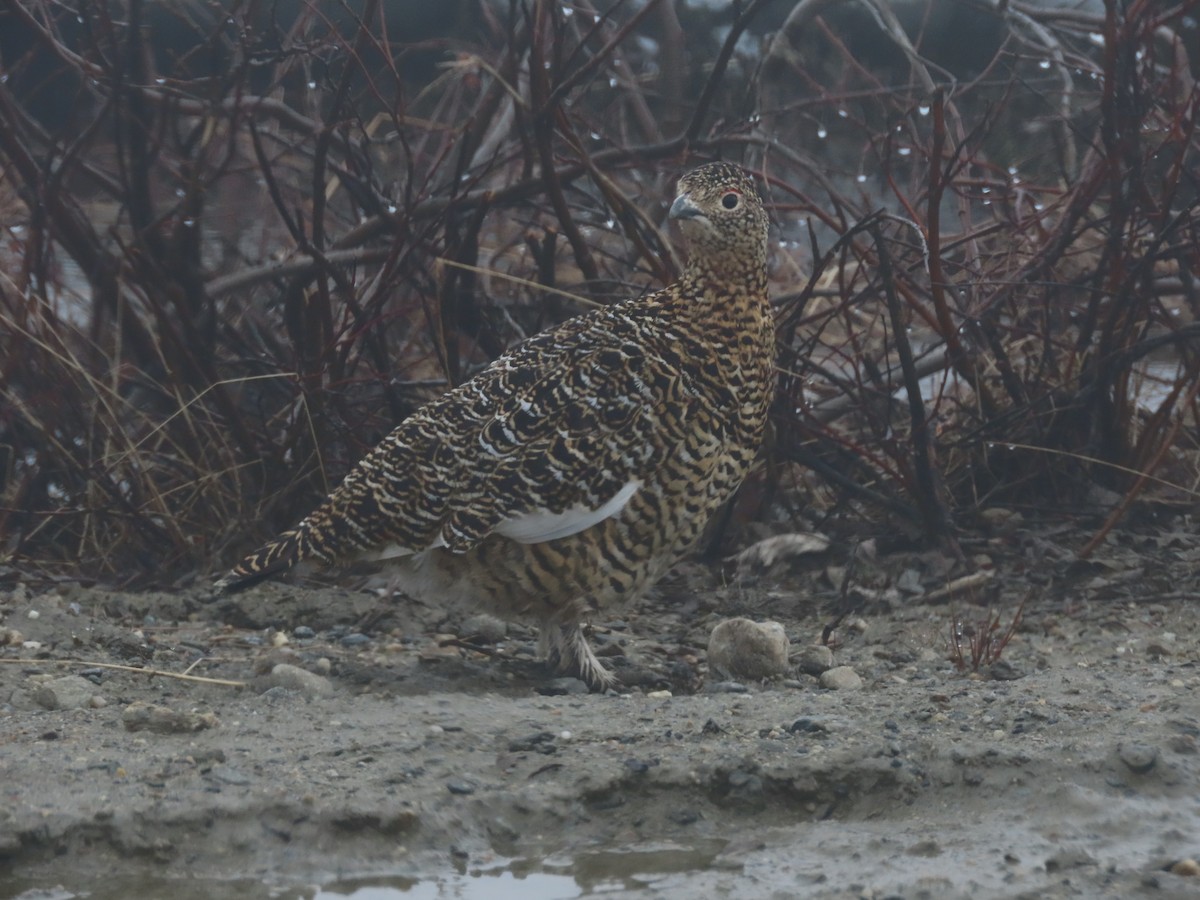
[545,622,618,693]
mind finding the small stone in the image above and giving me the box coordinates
[536,677,589,696]
[270,631,289,648]
[508,732,557,753]
[340,632,371,647]
[446,779,476,795]
[1118,743,1158,774]
[1169,858,1199,877]
[980,507,1022,532]
[646,689,672,699]
[1168,734,1197,755]
[268,663,334,698]
[987,660,1022,681]
[32,675,98,710]
[819,666,863,691]
[707,618,790,680]
[1045,849,1097,872]
[315,657,332,675]
[26,609,39,620]
[704,680,749,694]
[122,701,218,734]
[293,625,316,639]
[89,695,108,709]
[210,765,251,786]
[459,614,507,643]
[796,644,834,676]
[907,839,941,857]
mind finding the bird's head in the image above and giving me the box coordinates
[669,162,769,275]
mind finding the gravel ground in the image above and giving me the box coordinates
[2,521,1199,899]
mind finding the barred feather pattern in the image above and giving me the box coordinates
[218,162,774,690]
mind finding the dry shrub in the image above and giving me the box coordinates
[0,0,1197,585]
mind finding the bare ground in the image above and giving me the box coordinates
[2,519,1199,899]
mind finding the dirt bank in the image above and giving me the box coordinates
[2,521,1199,898]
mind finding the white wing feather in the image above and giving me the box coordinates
[494,479,642,543]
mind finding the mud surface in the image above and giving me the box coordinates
[2,521,1199,899]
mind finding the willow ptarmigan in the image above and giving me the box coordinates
[217,162,774,691]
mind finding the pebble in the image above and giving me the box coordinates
[508,732,557,753]
[209,765,251,786]
[707,618,790,680]
[704,681,749,694]
[340,633,371,647]
[26,609,39,619]
[1168,734,1197,755]
[32,675,98,711]
[1169,858,1199,877]
[819,666,863,691]
[122,701,219,734]
[267,663,334,698]
[1117,743,1158,774]
[458,614,507,644]
[796,644,834,676]
[1045,848,1097,872]
[536,677,589,696]
[293,626,316,639]
[446,779,476,795]
[315,657,332,675]
[646,689,672,699]
[987,660,1022,681]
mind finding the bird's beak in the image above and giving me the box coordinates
[669,193,704,221]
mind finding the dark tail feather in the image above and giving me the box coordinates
[215,529,305,594]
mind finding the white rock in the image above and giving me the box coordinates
[708,618,791,680]
[267,663,333,698]
[819,666,863,691]
[32,675,97,710]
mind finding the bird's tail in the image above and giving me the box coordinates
[215,526,310,594]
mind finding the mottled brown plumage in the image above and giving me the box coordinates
[218,162,774,690]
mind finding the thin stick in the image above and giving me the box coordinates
[0,658,247,688]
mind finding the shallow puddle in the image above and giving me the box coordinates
[4,841,730,900]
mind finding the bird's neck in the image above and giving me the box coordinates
[669,261,774,394]
[675,261,771,328]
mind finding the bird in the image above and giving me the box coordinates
[217,162,774,691]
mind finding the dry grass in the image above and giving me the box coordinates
[1,0,1198,586]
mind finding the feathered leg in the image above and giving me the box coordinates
[544,621,617,692]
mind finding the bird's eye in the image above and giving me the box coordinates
[721,192,740,209]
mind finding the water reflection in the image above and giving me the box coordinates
[6,841,728,900]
